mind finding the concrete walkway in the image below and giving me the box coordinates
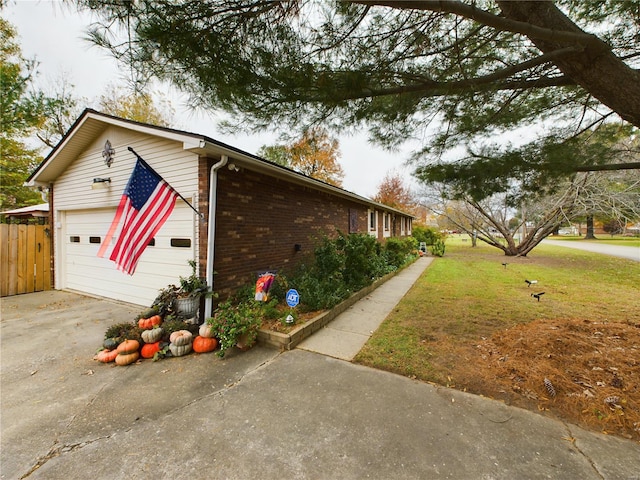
[297,256,433,360]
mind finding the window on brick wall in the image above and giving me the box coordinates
[368,209,377,233]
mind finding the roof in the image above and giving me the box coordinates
[0,203,49,216]
[27,109,414,218]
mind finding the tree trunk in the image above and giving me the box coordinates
[585,215,597,239]
[497,1,640,128]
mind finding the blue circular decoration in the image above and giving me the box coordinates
[286,289,300,308]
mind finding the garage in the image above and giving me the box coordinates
[59,204,196,306]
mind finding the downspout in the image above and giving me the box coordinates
[205,155,228,319]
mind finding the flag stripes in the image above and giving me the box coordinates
[98,157,179,275]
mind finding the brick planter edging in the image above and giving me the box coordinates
[257,259,417,351]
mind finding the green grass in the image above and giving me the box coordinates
[354,241,640,384]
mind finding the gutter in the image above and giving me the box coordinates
[204,155,228,319]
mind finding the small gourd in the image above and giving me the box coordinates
[199,324,216,338]
[193,336,218,353]
[169,342,192,357]
[140,342,161,359]
[115,351,139,366]
[141,327,163,344]
[116,339,140,355]
[95,349,118,363]
[103,337,120,350]
[169,330,193,346]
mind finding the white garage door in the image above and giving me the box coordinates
[61,205,196,306]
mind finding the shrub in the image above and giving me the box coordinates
[384,236,418,269]
[412,225,445,245]
[431,239,446,257]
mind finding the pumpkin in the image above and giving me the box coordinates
[193,336,217,353]
[115,351,139,366]
[103,337,120,350]
[169,342,192,357]
[140,342,161,359]
[141,327,163,344]
[169,330,193,346]
[199,324,216,338]
[95,349,118,363]
[116,339,140,355]
[138,315,162,329]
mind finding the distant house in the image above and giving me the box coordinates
[0,203,49,224]
[27,109,414,314]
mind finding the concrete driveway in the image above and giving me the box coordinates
[2,291,639,479]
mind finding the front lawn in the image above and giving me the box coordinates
[354,241,640,440]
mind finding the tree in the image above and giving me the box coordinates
[373,171,415,212]
[259,127,344,186]
[570,168,640,238]
[35,73,84,148]
[256,144,290,167]
[97,84,175,127]
[76,1,640,191]
[426,184,581,256]
[0,17,49,210]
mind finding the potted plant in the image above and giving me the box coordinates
[153,260,213,320]
[207,300,261,357]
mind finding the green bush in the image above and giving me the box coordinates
[412,225,444,246]
[384,236,418,269]
[431,239,446,257]
[230,231,419,313]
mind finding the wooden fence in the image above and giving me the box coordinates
[0,224,52,297]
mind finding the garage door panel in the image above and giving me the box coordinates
[62,207,196,306]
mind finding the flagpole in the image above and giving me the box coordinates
[127,147,204,221]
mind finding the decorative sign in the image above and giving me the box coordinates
[102,140,115,167]
[286,289,300,308]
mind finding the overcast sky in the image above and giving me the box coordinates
[5,0,419,198]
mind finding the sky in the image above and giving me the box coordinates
[5,0,419,199]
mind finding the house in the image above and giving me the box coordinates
[0,203,49,224]
[27,109,414,315]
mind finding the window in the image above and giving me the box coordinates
[69,236,80,243]
[369,210,376,231]
[89,236,101,244]
[147,238,155,246]
[171,238,191,248]
[384,213,390,231]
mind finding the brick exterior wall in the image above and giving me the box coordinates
[198,157,411,300]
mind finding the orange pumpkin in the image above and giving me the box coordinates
[140,342,161,359]
[116,339,140,355]
[193,336,218,353]
[138,315,162,329]
[115,351,139,366]
[95,349,118,363]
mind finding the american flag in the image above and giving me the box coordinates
[98,158,178,275]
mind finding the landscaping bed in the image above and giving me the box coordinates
[257,268,399,350]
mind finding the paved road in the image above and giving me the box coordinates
[543,239,640,262]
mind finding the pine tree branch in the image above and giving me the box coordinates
[355,0,607,48]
